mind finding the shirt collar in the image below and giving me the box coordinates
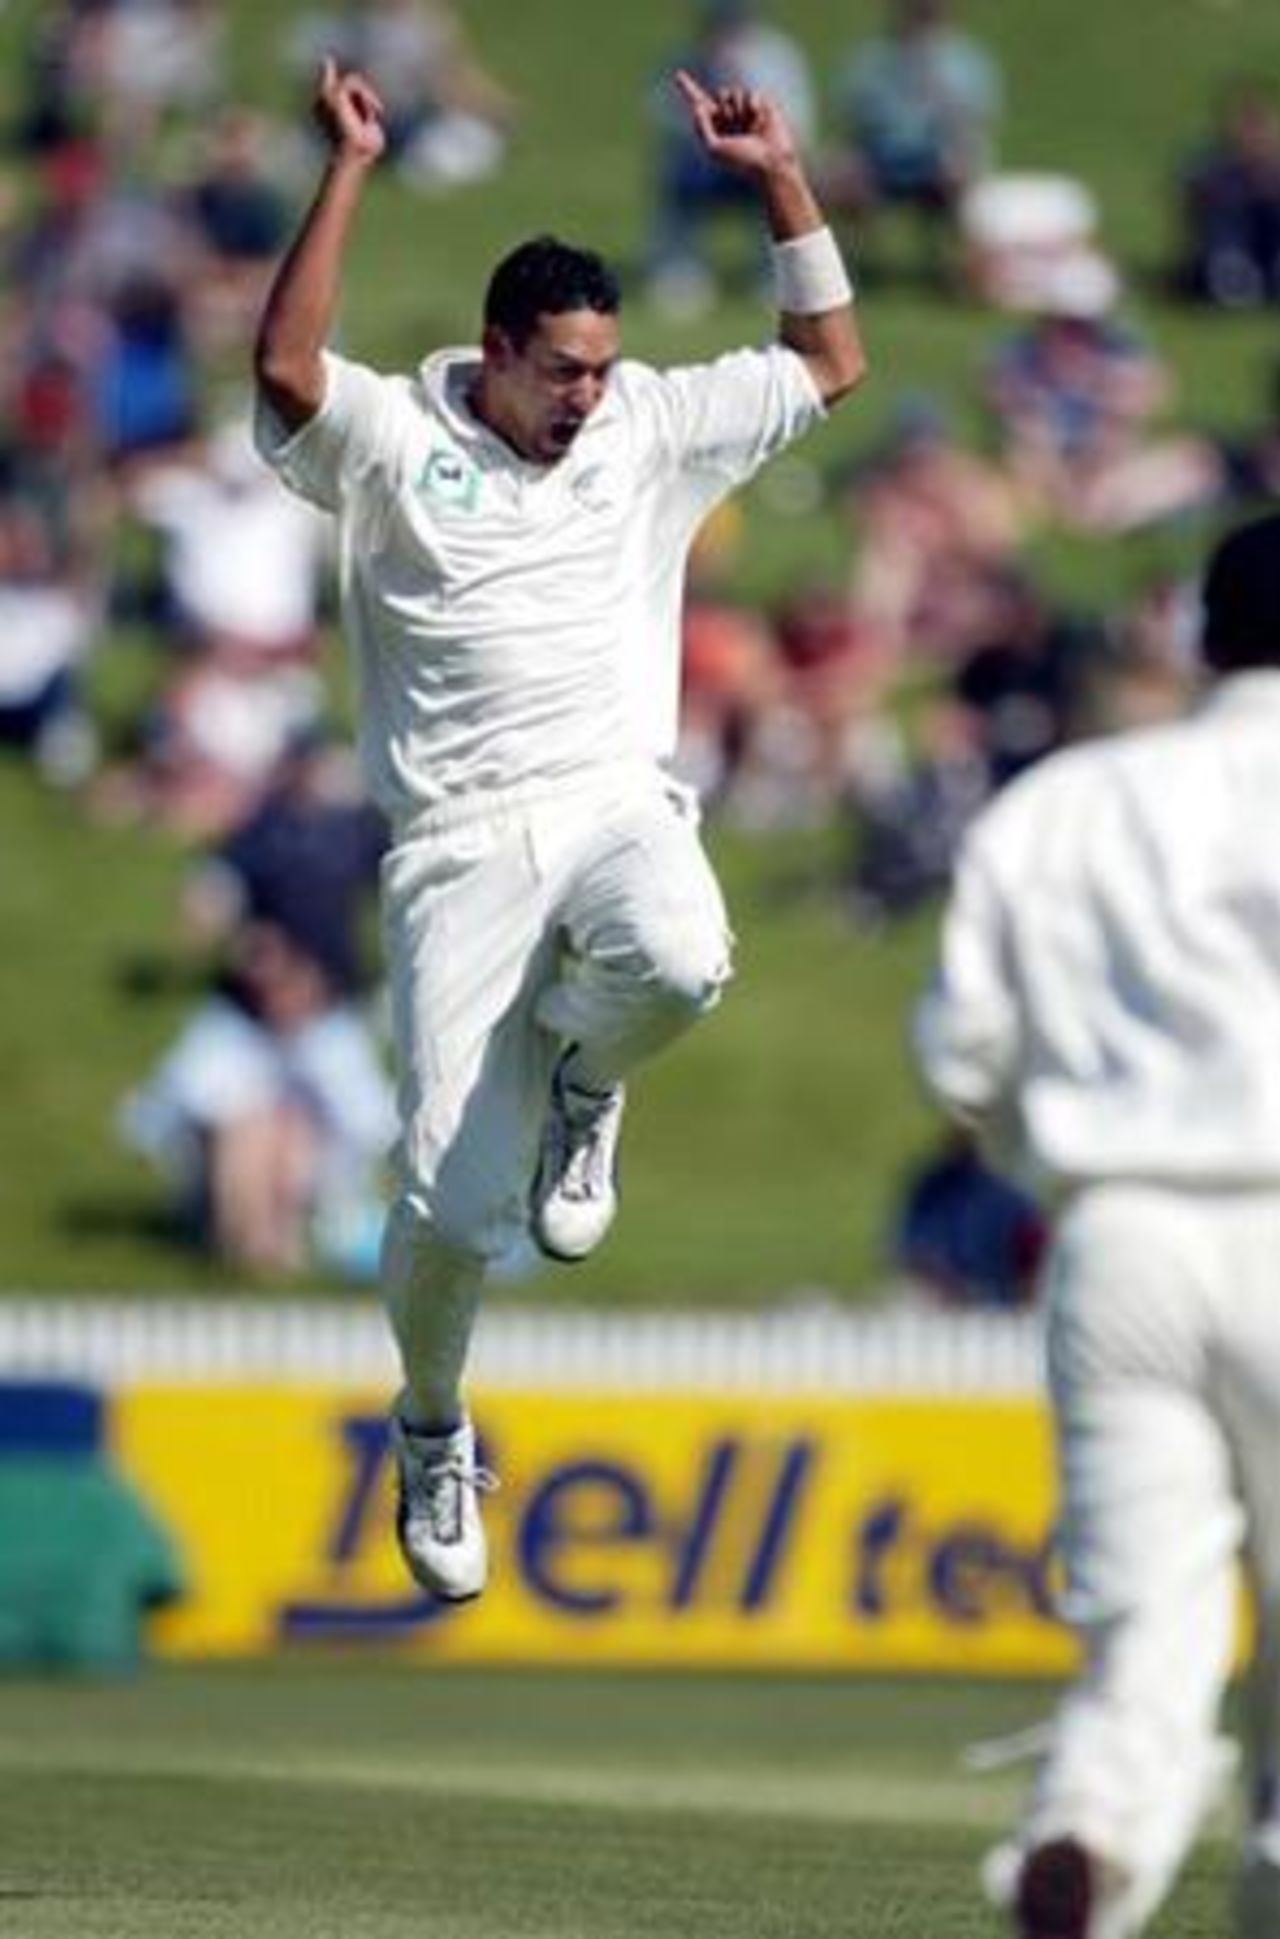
[415,345,616,476]
[416,346,497,450]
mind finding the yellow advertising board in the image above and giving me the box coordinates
[112,1385,1077,1673]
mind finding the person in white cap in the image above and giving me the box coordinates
[253,59,866,1602]
[915,510,1280,1939]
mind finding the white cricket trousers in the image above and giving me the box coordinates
[1020,1182,1280,1939]
[377,768,730,1361]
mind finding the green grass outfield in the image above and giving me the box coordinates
[0,1664,1231,1936]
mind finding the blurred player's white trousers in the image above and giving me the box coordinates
[1018,1182,1280,1938]
[381,766,731,1265]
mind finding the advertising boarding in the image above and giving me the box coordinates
[113,1386,1075,1672]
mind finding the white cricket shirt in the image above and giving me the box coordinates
[915,673,1280,1188]
[255,342,822,831]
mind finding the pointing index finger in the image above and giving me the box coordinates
[673,67,713,114]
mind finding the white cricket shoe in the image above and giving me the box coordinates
[530,1052,625,1262]
[389,1409,496,1602]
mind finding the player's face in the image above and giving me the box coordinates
[483,310,620,465]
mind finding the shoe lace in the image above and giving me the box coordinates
[411,1452,500,1541]
[555,1085,621,1202]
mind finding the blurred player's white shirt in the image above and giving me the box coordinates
[915,672,1280,1187]
[256,343,821,831]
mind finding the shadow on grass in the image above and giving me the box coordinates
[57,1193,198,1252]
[53,1193,240,1290]
[53,1191,353,1295]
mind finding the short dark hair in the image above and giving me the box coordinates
[1201,512,1280,673]
[483,235,620,349]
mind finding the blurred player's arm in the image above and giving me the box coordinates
[254,61,387,432]
[673,70,866,408]
[913,828,1021,1139]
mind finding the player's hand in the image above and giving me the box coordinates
[673,68,799,179]
[314,58,387,167]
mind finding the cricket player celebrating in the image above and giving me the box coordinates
[253,61,866,1601]
[916,512,1280,1939]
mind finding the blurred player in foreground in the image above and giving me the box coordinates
[253,61,866,1601]
[915,510,1280,1939]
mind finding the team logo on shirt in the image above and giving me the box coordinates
[570,464,616,512]
[417,446,480,512]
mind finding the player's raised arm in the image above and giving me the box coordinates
[254,60,387,431]
[672,68,866,407]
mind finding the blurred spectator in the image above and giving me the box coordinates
[96,0,227,153]
[89,653,324,841]
[16,1,226,158]
[0,487,100,787]
[1090,569,1201,735]
[894,1127,1046,1308]
[952,571,1105,787]
[675,499,895,831]
[124,417,327,664]
[176,108,297,350]
[844,699,989,922]
[644,0,817,315]
[287,0,514,189]
[679,599,781,807]
[952,569,1197,797]
[1177,83,1280,309]
[121,918,395,1276]
[984,258,1223,533]
[94,274,200,465]
[846,395,1025,664]
[959,171,1108,313]
[1216,352,1280,507]
[822,0,1001,284]
[11,136,196,321]
[7,338,95,512]
[16,6,108,155]
[5,135,202,489]
[87,418,329,837]
[677,489,893,830]
[181,726,388,1009]
[675,500,784,810]
[765,580,890,821]
[122,733,393,1276]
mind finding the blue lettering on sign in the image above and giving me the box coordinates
[325,1414,388,1563]
[276,1418,1060,1644]
[851,1495,1060,1629]
[854,1497,908,1618]
[519,1459,656,1615]
[739,1440,814,1612]
[276,1416,819,1640]
[668,1439,738,1609]
[518,1437,818,1618]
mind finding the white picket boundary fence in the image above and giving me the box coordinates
[0,1294,1044,1393]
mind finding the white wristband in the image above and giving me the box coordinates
[772,227,853,314]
